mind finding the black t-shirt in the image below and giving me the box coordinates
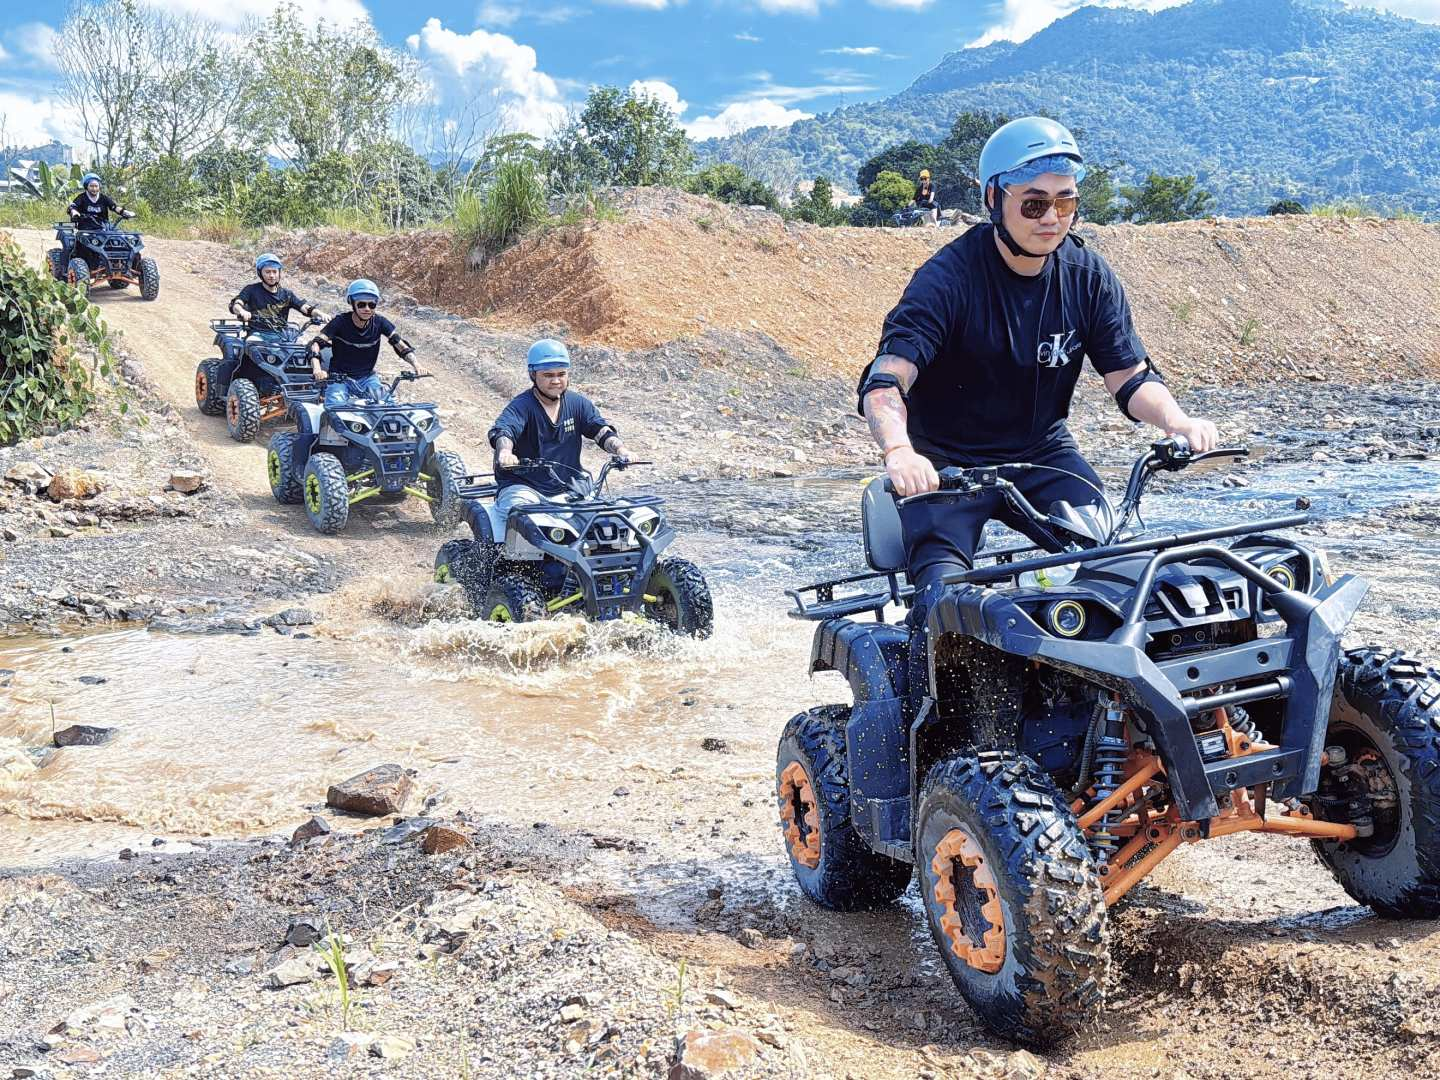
[318,312,397,378]
[69,193,119,228]
[488,389,614,495]
[914,181,938,208]
[232,283,310,334]
[864,224,1147,463]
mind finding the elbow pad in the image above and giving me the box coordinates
[594,425,618,448]
[855,369,906,417]
[1115,359,1165,422]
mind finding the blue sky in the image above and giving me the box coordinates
[2,0,1438,150]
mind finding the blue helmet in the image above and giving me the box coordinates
[527,338,571,372]
[346,278,380,304]
[978,117,1084,195]
[254,252,283,273]
[80,172,102,188]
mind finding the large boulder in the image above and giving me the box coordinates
[326,764,413,817]
[47,468,104,501]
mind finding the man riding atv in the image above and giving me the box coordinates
[307,279,416,407]
[858,116,1218,698]
[230,253,326,350]
[68,173,134,230]
[490,339,631,520]
[913,168,939,225]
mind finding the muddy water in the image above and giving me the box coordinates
[2,455,1438,866]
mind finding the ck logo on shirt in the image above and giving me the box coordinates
[1037,329,1079,369]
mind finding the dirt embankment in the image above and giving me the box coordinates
[275,188,1440,386]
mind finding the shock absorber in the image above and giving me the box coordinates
[1228,704,1261,744]
[1089,695,1130,861]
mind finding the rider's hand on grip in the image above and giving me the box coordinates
[884,445,940,498]
[496,449,520,470]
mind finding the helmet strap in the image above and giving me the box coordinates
[987,186,1049,260]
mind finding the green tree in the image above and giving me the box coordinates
[1079,162,1121,225]
[1119,172,1215,223]
[544,86,693,191]
[866,170,914,214]
[684,163,778,209]
[247,5,418,167]
[1267,198,1306,215]
[135,154,201,215]
[855,140,931,198]
[790,176,850,226]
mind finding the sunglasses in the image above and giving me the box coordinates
[1007,189,1080,220]
[353,300,376,310]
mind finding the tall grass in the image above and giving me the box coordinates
[452,161,547,261]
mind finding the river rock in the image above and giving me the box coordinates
[4,461,51,493]
[47,469,104,501]
[167,470,205,494]
[669,1029,762,1080]
[267,607,315,627]
[285,914,325,947]
[290,816,331,844]
[264,956,319,989]
[326,764,413,817]
[419,825,470,855]
[370,1034,416,1059]
[53,724,116,748]
[58,994,136,1036]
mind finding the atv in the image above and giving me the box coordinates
[47,221,159,300]
[433,458,713,636]
[196,317,330,443]
[266,364,465,535]
[777,436,1440,1045]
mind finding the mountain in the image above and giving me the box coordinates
[701,0,1440,216]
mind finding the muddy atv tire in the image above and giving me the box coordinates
[303,453,350,534]
[67,257,91,294]
[483,572,546,623]
[195,359,225,416]
[917,751,1108,1047]
[776,705,912,910]
[225,378,262,442]
[1314,646,1440,919]
[138,257,159,301]
[426,449,466,527]
[644,556,713,638]
[434,539,495,611]
[47,248,65,280]
[266,432,303,505]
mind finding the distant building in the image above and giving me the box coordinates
[0,142,78,194]
[793,179,863,208]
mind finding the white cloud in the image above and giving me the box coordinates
[476,1,522,26]
[823,45,881,55]
[734,79,876,106]
[968,0,1187,48]
[1346,1,1440,20]
[868,0,932,9]
[629,79,688,116]
[686,99,812,140]
[734,32,762,42]
[406,18,568,136]
[605,0,669,8]
[141,0,371,28]
[0,90,81,147]
[754,0,825,14]
[0,43,9,64]
[12,23,60,69]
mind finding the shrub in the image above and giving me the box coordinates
[866,170,914,214]
[0,233,117,444]
[1267,199,1306,215]
[456,160,547,259]
[684,164,779,210]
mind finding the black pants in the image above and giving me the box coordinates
[899,441,1104,711]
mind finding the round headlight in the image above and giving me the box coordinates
[1047,600,1087,638]
[348,421,366,433]
[1267,564,1296,590]
[638,517,658,536]
[547,526,567,543]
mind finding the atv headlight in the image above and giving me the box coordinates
[1267,564,1296,590]
[1047,600,1087,638]
[334,411,370,434]
[637,516,659,536]
[547,526,569,543]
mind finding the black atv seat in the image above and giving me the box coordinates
[862,476,906,573]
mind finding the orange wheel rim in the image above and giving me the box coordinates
[195,370,207,405]
[778,761,821,869]
[227,395,238,424]
[930,827,1006,973]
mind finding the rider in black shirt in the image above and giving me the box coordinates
[67,174,133,229]
[308,279,415,406]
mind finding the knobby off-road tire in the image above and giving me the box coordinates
[303,453,350,534]
[644,556,714,638]
[138,257,159,301]
[917,751,1109,1047]
[67,257,91,295]
[195,359,225,416]
[483,572,546,623]
[1315,646,1440,918]
[426,449,466,527]
[434,538,496,613]
[47,248,65,280]
[266,432,303,505]
[226,378,262,443]
[776,705,912,910]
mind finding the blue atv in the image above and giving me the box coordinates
[266,365,465,535]
[778,436,1439,1045]
[433,458,713,636]
[47,221,159,300]
[195,317,329,443]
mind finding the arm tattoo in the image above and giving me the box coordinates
[862,354,918,453]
